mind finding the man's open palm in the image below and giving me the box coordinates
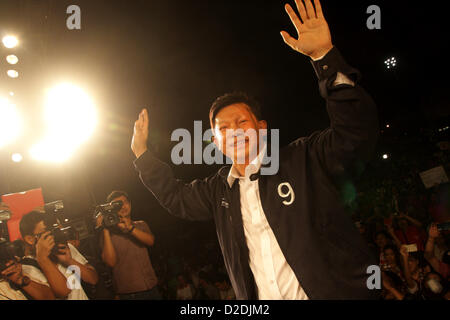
[131,108,149,158]
[281,0,333,59]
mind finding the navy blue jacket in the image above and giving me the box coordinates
[134,47,380,299]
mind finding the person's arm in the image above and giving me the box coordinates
[101,229,118,268]
[281,0,378,178]
[132,110,215,222]
[55,244,99,285]
[1,262,55,300]
[127,222,155,247]
[96,215,117,268]
[21,279,55,300]
[382,272,404,300]
[35,233,71,298]
[424,223,441,273]
[385,219,403,249]
[399,246,417,291]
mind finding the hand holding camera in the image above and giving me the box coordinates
[117,219,132,234]
[36,231,55,260]
[94,200,123,229]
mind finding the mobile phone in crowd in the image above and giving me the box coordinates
[404,244,418,253]
[437,222,450,232]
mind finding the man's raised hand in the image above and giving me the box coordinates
[280,0,333,60]
[131,108,149,159]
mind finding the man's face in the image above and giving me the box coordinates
[24,220,48,248]
[212,103,267,165]
[384,249,396,265]
[407,257,419,272]
[113,195,131,224]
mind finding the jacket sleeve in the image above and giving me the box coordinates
[133,150,215,221]
[292,47,379,178]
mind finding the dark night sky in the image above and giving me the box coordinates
[0,0,449,246]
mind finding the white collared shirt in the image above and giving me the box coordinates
[227,146,309,300]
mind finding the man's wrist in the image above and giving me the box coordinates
[134,147,147,159]
[128,225,136,234]
[310,45,334,61]
[19,276,31,288]
[36,253,50,264]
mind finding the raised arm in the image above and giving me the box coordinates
[131,109,215,221]
[424,223,441,273]
[282,0,379,177]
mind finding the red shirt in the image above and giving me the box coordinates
[394,226,426,251]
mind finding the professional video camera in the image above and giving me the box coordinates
[40,200,76,254]
[0,239,24,272]
[94,200,123,228]
[44,200,64,215]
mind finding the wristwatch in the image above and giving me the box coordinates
[16,276,31,288]
[128,225,135,233]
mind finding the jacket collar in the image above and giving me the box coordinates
[226,144,267,188]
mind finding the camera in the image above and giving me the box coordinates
[94,200,123,228]
[0,208,11,222]
[49,225,75,245]
[42,225,76,256]
[0,239,24,272]
[44,200,64,215]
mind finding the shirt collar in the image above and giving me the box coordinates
[227,144,267,188]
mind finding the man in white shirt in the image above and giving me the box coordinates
[19,210,98,299]
[131,0,379,299]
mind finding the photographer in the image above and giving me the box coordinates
[96,191,160,300]
[19,211,98,299]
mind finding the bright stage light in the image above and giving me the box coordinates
[382,154,389,159]
[30,83,97,162]
[384,57,397,69]
[7,70,19,78]
[12,153,23,163]
[6,55,18,64]
[0,98,21,148]
[2,35,18,48]
[30,140,75,163]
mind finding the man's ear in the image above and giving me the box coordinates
[23,235,35,246]
[212,135,217,146]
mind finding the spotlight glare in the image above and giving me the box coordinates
[2,35,18,48]
[31,83,97,162]
[7,70,19,78]
[386,124,390,128]
[12,153,23,163]
[6,55,18,64]
[9,92,14,96]
[30,140,74,163]
[382,154,389,159]
[0,98,21,148]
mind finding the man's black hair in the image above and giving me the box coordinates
[19,211,46,238]
[209,92,262,128]
[106,190,130,203]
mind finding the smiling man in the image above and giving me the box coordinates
[131,0,380,299]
